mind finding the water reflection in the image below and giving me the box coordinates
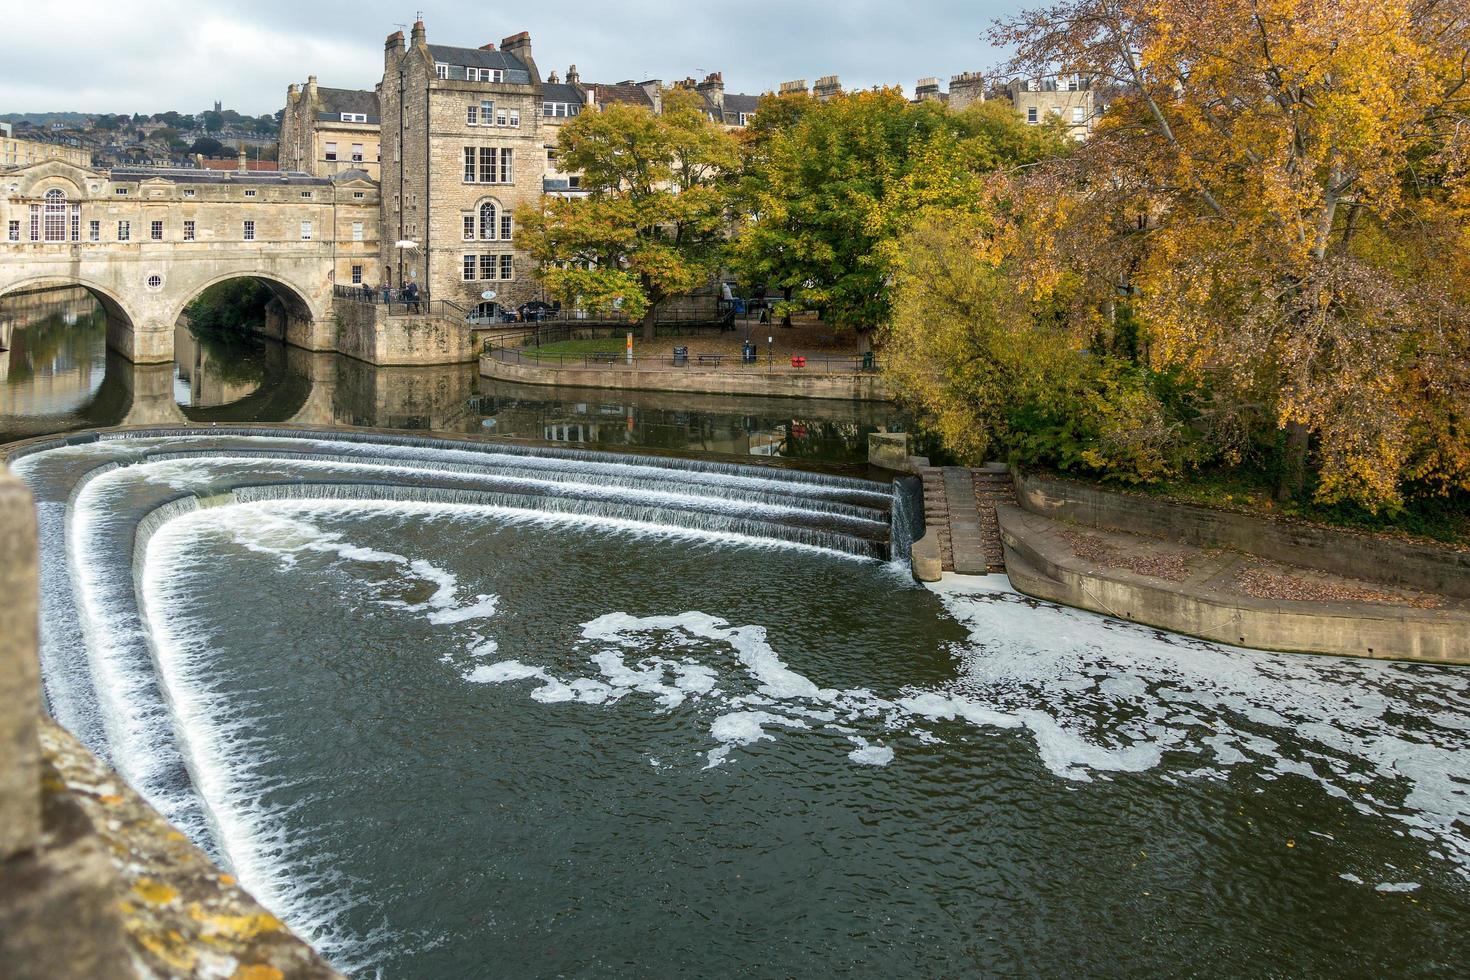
[1,286,916,466]
[470,381,906,463]
[173,322,268,409]
[0,287,114,442]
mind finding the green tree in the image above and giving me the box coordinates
[189,137,226,158]
[730,90,1060,343]
[517,87,738,340]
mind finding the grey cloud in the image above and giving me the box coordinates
[0,0,1015,114]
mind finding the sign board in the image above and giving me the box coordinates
[481,290,497,300]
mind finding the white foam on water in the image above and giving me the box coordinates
[139,509,397,972]
[846,736,895,766]
[1340,873,1365,884]
[1375,882,1420,893]
[706,711,810,768]
[928,574,1470,873]
[473,583,1470,879]
[216,509,500,629]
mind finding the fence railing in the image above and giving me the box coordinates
[332,285,467,319]
[484,344,878,374]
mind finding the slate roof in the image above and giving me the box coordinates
[588,82,654,108]
[723,93,761,115]
[110,167,331,186]
[316,87,380,119]
[540,83,585,105]
[427,44,529,74]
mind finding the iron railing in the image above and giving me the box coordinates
[332,285,467,319]
[483,344,879,373]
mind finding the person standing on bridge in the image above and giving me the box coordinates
[405,280,421,314]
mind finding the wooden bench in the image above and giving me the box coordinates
[697,353,725,366]
[586,352,621,365]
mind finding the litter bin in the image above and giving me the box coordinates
[673,345,689,366]
[862,350,876,371]
[742,341,757,364]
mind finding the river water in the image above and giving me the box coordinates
[4,289,1469,977]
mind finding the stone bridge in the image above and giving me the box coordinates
[0,160,381,362]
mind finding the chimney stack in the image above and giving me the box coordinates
[410,20,426,45]
[385,30,405,68]
[237,143,247,174]
[915,77,941,101]
[813,75,842,101]
[696,71,725,111]
[949,71,986,110]
[500,31,536,81]
[501,31,532,63]
[779,79,808,96]
[566,64,580,86]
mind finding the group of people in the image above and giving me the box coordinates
[359,280,422,313]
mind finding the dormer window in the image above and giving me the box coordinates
[468,68,504,83]
[436,63,450,80]
[541,102,578,118]
[340,113,368,123]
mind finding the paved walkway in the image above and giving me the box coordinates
[921,465,1012,575]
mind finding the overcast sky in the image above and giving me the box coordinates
[0,1,1019,116]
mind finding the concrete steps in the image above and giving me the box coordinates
[920,463,1014,575]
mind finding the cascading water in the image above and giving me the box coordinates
[8,427,1469,979]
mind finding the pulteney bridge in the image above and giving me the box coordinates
[0,159,381,362]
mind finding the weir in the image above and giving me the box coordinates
[7,426,904,892]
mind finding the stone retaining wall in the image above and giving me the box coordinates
[1015,473,1470,599]
[998,504,1470,664]
[480,353,889,401]
[332,300,477,365]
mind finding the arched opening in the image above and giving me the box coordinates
[479,201,497,241]
[0,283,138,441]
[171,275,315,421]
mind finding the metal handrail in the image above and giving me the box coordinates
[482,344,879,373]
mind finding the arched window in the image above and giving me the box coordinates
[478,202,497,240]
[43,189,67,242]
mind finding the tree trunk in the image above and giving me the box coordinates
[781,287,793,328]
[641,306,656,344]
[1276,421,1310,502]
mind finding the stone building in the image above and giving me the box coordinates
[0,133,91,169]
[278,76,382,179]
[377,20,667,315]
[1006,74,1096,139]
[0,158,380,359]
[378,20,555,315]
[675,73,763,129]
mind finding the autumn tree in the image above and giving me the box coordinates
[517,87,738,340]
[979,0,1470,509]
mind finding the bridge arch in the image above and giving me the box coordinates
[0,275,139,353]
[168,270,324,328]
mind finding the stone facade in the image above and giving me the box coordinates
[278,76,383,179]
[0,159,380,360]
[911,72,1095,137]
[380,22,557,316]
[0,134,90,169]
[1007,75,1096,139]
